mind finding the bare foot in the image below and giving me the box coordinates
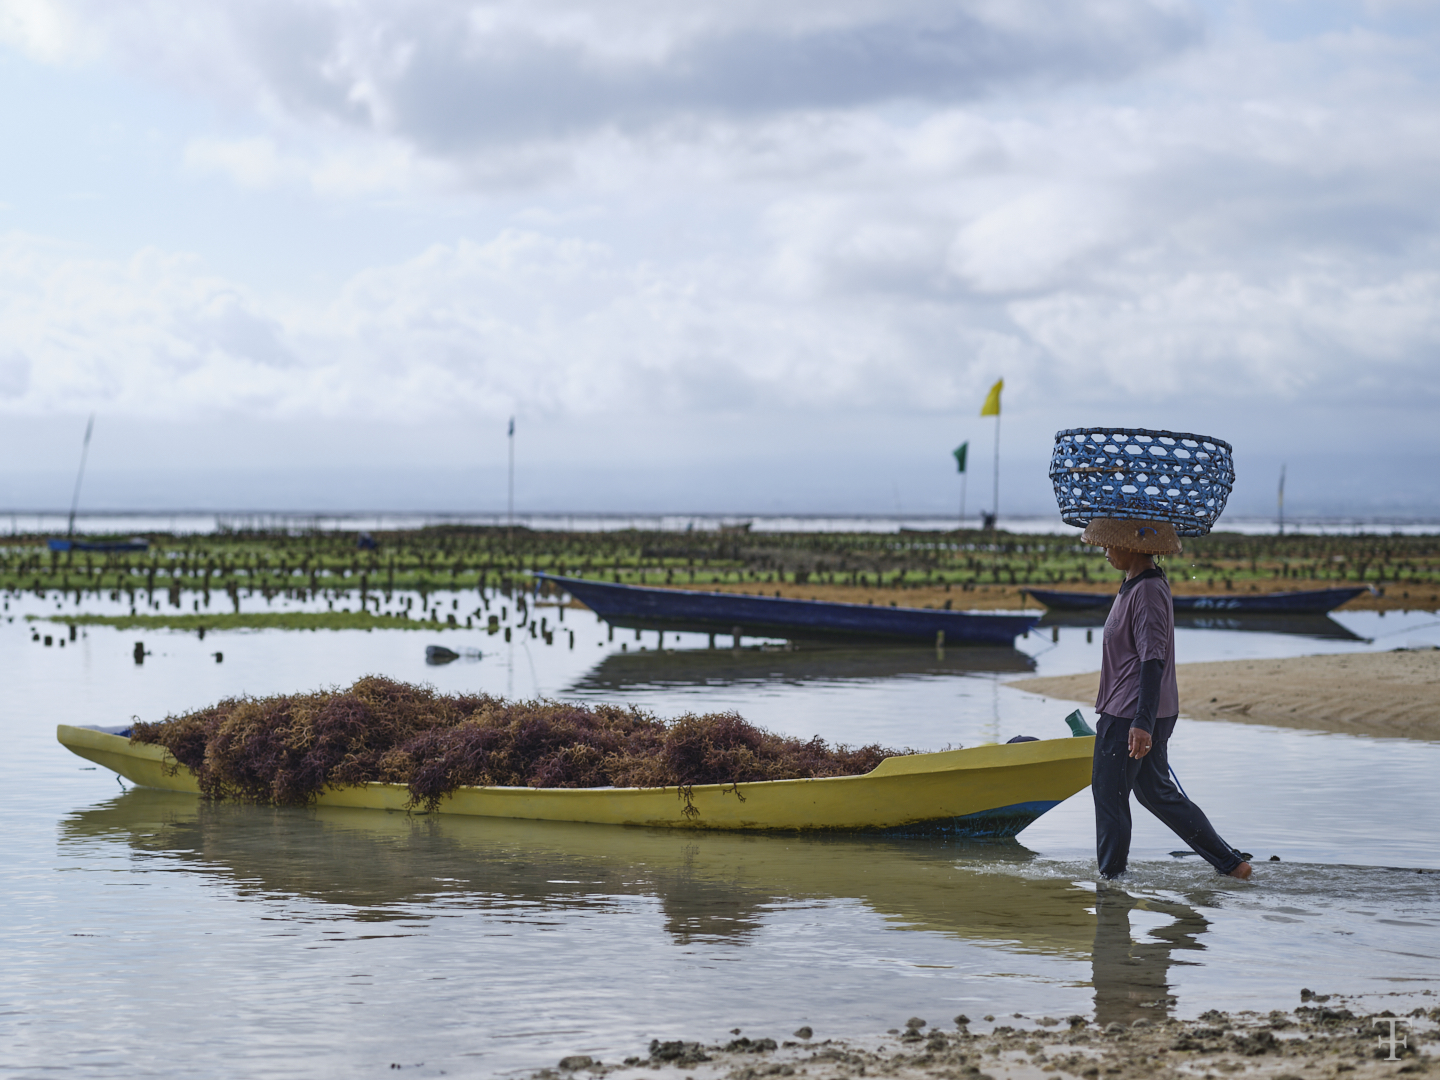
[1228,862,1253,880]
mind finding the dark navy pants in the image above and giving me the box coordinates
[1093,714,1242,878]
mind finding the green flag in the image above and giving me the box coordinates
[953,442,968,473]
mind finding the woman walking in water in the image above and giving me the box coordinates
[1084,518,1252,881]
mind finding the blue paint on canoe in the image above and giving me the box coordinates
[538,574,1039,646]
[1023,585,1367,615]
[878,800,1063,839]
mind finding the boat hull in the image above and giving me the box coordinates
[47,537,148,553]
[1036,610,1366,641]
[1023,585,1367,615]
[540,574,1038,645]
[57,725,1095,838]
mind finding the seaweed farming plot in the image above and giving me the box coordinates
[22,583,587,651]
[0,525,1436,620]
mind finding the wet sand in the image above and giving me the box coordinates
[535,994,1438,1078]
[1010,650,1440,741]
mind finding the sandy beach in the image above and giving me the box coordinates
[1010,649,1440,741]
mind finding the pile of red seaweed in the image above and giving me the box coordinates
[130,676,902,810]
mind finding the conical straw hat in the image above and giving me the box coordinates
[1080,518,1183,555]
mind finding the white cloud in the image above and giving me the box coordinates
[0,0,1438,512]
[1008,268,1440,404]
[2,194,1436,434]
[0,0,99,63]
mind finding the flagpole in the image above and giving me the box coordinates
[960,471,967,528]
[990,412,1000,583]
[507,417,515,528]
[68,414,95,538]
[992,412,1000,526]
[977,376,1002,559]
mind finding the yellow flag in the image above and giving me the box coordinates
[979,378,1003,417]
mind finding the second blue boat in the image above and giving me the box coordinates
[1022,585,1367,615]
[536,574,1039,646]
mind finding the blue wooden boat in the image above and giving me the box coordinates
[538,574,1039,646]
[1022,585,1367,615]
[47,537,148,553]
[1035,610,1366,642]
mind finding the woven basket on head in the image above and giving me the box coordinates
[1049,428,1234,538]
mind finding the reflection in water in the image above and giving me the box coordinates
[1091,884,1209,1027]
[1037,610,1366,642]
[62,789,1094,953]
[569,643,1034,692]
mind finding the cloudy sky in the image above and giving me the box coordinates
[0,0,1436,519]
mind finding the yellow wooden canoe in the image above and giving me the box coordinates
[57,724,1095,837]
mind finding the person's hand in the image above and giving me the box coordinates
[1128,727,1152,759]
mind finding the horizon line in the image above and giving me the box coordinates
[4,509,1439,525]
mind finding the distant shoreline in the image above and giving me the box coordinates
[8,510,1440,537]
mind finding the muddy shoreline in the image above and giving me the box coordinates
[533,992,1438,1079]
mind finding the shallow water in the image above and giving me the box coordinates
[3,590,1439,1077]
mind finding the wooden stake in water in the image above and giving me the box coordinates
[67,414,95,537]
[507,416,515,527]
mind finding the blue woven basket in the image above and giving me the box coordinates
[1049,428,1234,537]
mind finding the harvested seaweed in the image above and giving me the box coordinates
[131,676,903,810]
